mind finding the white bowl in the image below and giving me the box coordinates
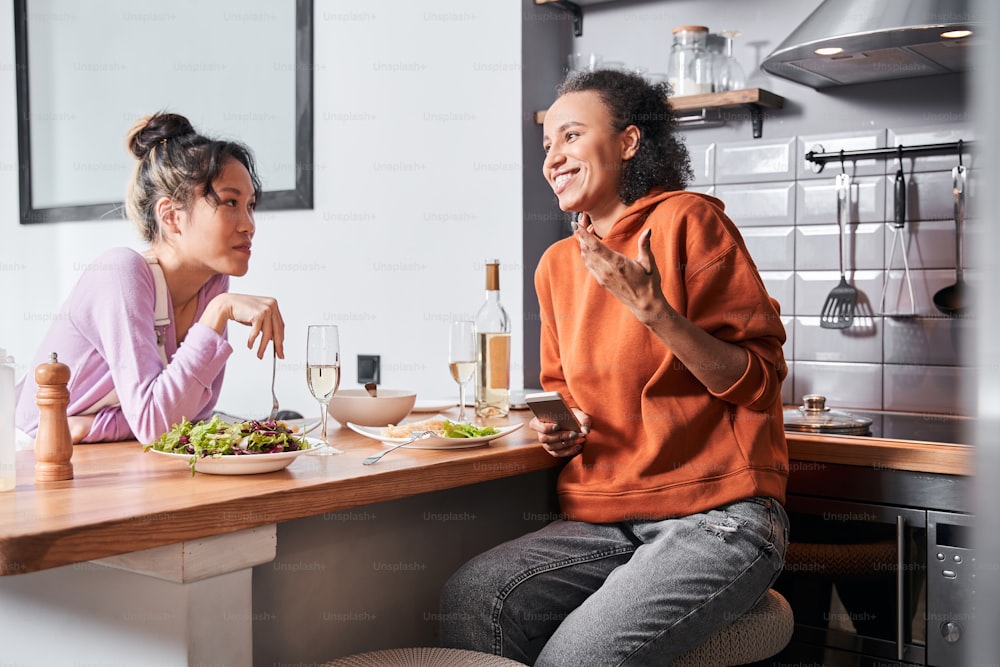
[327,388,417,427]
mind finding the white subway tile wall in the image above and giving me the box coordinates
[884,219,956,270]
[703,125,972,417]
[793,361,883,409]
[795,176,886,225]
[796,130,886,181]
[795,223,885,270]
[760,271,795,317]
[782,356,795,407]
[883,364,965,413]
[715,137,797,184]
[740,227,794,271]
[715,182,796,227]
[794,270,884,316]
[686,142,716,186]
[793,317,883,364]
[886,127,977,173]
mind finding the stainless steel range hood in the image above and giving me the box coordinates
[760,0,979,88]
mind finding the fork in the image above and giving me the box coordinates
[363,431,433,465]
[267,348,279,421]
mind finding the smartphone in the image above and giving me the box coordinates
[525,391,583,432]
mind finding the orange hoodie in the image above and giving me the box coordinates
[535,190,788,523]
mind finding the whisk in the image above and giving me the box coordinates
[879,147,915,316]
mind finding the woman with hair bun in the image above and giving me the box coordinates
[15,112,284,444]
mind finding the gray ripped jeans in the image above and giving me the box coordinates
[439,497,788,666]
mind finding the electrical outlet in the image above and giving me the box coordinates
[357,354,380,385]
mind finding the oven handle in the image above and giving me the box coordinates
[896,514,905,661]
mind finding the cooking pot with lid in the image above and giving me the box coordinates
[783,394,873,436]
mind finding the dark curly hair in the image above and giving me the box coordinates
[557,69,692,205]
[125,112,262,243]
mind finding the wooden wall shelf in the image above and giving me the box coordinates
[534,87,785,138]
[669,87,784,113]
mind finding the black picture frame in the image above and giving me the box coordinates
[13,0,314,224]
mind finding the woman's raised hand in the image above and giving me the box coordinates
[574,218,673,325]
[203,293,285,359]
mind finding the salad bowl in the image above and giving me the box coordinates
[145,416,324,475]
[148,438,325,475]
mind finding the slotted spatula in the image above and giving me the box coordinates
[820,172,858,329]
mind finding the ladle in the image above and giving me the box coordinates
[364,382,378,398]
[933,153,968,317]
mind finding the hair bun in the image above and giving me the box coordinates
[126,112,196,160]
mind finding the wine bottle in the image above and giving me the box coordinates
[474,260,511,418]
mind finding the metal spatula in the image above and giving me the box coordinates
[820,172,858,329]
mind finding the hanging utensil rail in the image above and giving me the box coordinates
[805,140,974,173]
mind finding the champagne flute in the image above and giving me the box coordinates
[448,321,476,423]
[306,325,342,454]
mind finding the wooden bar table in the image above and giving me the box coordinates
[1,406,973,666]
[0,409,558,667]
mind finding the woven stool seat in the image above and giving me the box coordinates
[321,647,526,667]
[324,590,791,667]
[673,589,794,667]
[785,539,896,578]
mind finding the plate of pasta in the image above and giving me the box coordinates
[347,416,523,449]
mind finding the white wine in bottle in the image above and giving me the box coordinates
[475,260,511,418]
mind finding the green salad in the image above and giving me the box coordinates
[145,416,312,472]
[441,420,500,438]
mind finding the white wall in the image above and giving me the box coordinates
[0,2,524,422]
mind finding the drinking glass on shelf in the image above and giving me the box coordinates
[745,38,771,89]
[448,321,476,423]
[717,30,746,91]
[567,52,602,73]
[306,325,342,453]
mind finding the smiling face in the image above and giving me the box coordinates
[542,90,639,229]
[171,157,257,278]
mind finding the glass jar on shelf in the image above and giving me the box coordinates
[667,25,713,96]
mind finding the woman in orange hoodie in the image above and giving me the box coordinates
[441,69,789,666]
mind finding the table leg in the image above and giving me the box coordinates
[0,525,276,666]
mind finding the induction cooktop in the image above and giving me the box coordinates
[839,409,973,445]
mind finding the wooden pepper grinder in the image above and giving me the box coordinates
[34,352,73,482]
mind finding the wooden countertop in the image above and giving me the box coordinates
[1,409,973,577]
[0,410,558,576]
[786,431,973,477]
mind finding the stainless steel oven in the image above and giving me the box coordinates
[925,510,975,667]
[773,462,974,667]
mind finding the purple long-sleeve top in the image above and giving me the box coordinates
[15,247,232,443]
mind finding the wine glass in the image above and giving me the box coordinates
[306,325,342,453]
[744,39,772,89]
[717,30,746,91]
[448,321,476,423]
